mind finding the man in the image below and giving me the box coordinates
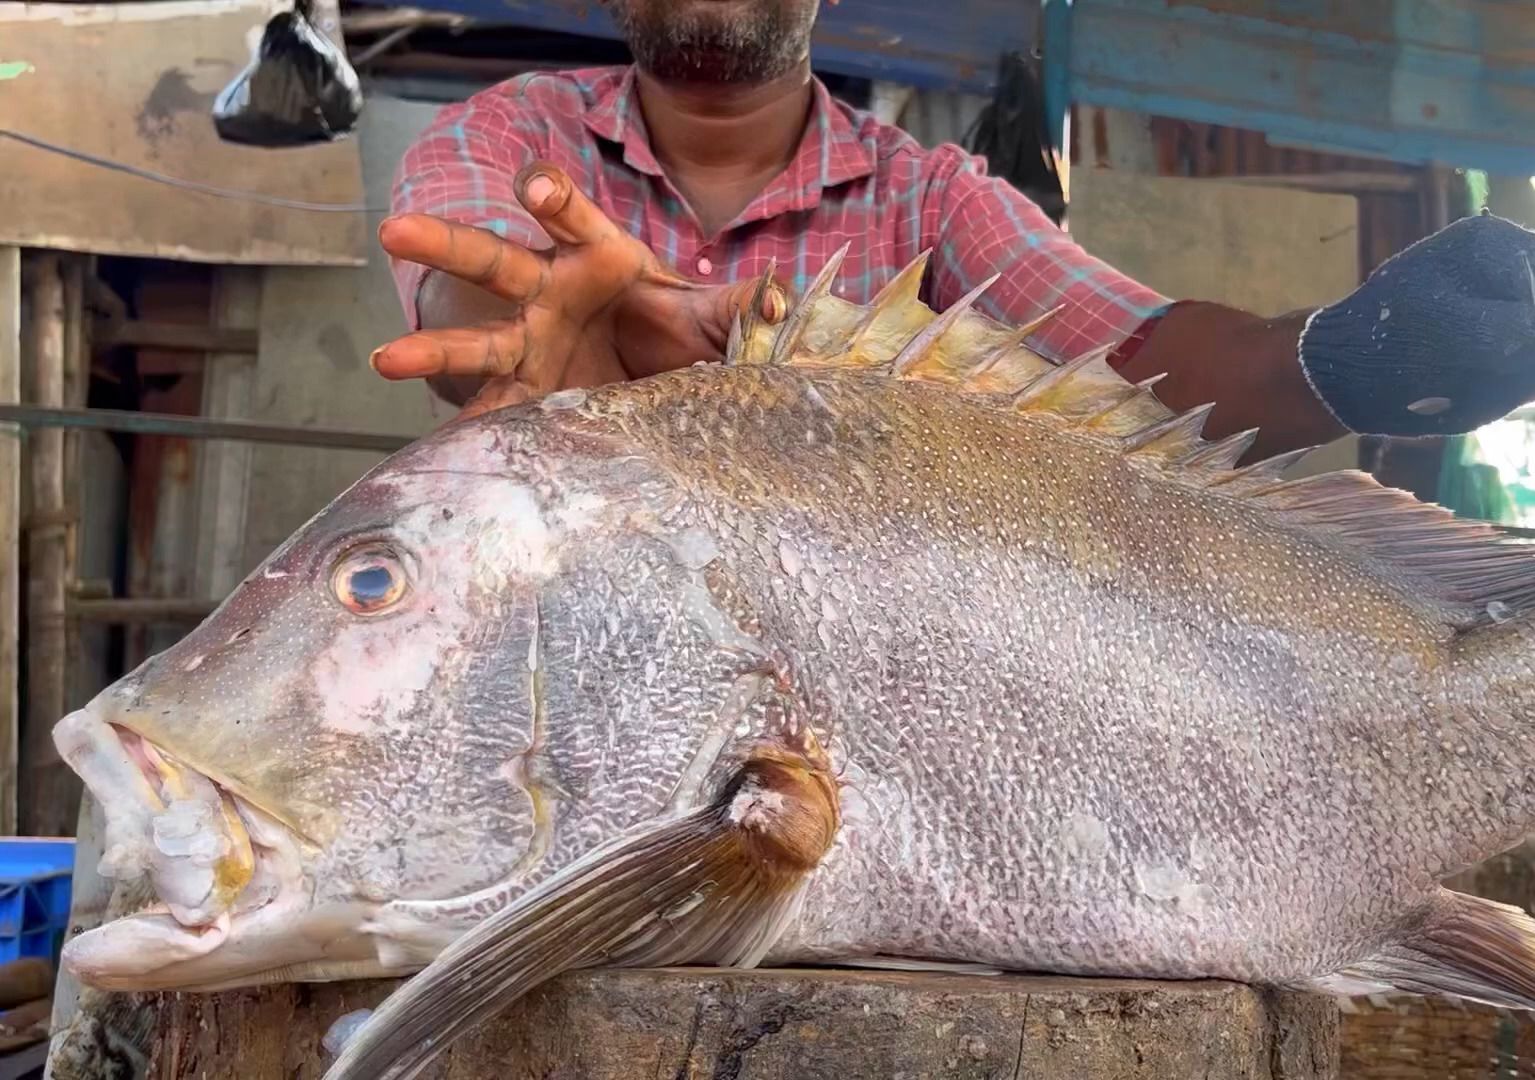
[375,0,1535,460]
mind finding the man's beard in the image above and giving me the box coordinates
[612,0,815,84]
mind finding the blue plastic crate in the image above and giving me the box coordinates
[0,838,75,966]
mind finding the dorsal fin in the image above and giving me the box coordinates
[1122,402,1217,459]
[727,258,780,367]
[769,246,848,366]
[736,250,1535,626]
[847,251,933,366]
[889,273,1000,378]
[960,306,1064,395]
[1180,429,1259,472]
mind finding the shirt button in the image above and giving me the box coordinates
[696,256,713,276]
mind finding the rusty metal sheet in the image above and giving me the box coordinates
[0,0,367,266]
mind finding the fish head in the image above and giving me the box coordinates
[52,397,675,991]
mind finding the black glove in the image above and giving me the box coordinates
[1298,211,1535,436]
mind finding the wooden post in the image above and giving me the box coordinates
[60,258,87,718]
[89,969,1338,1080]
[0,246,19,836]
[192,267,261,603]
[20,253,74,838]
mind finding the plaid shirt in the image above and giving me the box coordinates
[390,66,1172,364]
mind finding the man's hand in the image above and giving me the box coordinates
[372,161,788,418]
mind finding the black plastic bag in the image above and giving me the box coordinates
[965,52,1066,225]
[212,0,363,147]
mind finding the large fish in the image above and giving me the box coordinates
[45,249,1535,1080]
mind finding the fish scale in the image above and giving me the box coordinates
[44,248,1535,1080]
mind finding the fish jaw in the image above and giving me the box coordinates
[52,706,367,991]
[53,707,264,926]
[60,894,402,993]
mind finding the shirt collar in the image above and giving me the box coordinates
[583,66,877,227]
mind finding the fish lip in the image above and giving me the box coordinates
[108,718,320,850]
[53,708,302,931]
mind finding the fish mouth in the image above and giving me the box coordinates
[52,708,340,990]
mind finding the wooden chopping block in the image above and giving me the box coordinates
[0,960,51,1011]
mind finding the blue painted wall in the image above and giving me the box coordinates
[378,0,1535,173]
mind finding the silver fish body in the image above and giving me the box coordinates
[46,252,1535,1079]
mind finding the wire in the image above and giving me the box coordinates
[0,127,389,214]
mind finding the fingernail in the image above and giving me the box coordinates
[525,174,556,208]
[368,347,384,372]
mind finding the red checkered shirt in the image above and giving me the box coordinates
[390,66,1172,364]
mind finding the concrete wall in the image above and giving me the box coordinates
[1068,169,1360,317]
[237,94,452,576]
[1068,167,1362,477]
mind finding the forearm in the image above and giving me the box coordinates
[1115,301,1343,460]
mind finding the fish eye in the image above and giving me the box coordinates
[331,546,408,616]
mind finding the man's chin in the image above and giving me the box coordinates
[614,0,815,84]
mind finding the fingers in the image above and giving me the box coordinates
[378,215,548,303]
[706,273,790,346]
[515,161,625,248]
[457,378,533,421]
[369,324,529,381]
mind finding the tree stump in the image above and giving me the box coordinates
[140,968,1339,1080]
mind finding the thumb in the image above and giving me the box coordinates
[515,161,623,249]
[704,273,790,350]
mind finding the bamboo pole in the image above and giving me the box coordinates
[0,247,18,836]
[20,253,74,837]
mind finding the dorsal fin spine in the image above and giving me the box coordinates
[890,273,1000,377]
[1179,429,1259,471]
[724,313,745,366]
[769,245,848,366]
[1123,402,1217,458]
[1013,345,1115,410]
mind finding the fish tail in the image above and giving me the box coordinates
[321,727,842,1080]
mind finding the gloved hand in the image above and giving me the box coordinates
[1299,211,1535,436]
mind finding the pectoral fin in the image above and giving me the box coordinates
[322,733,842,1080]
[1326,889,1535,1010]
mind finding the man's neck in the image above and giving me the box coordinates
[634,63,814,237]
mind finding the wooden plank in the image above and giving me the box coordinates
[1065,0,1535,176]
[20,253,75,838]
[60,257,86,725]
[0,0,366,266]
[68,597,218,624]
[1067,169,1360,318]
[1207,171,1420,195]
[0,247,17,837]
[93,319,258,354]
